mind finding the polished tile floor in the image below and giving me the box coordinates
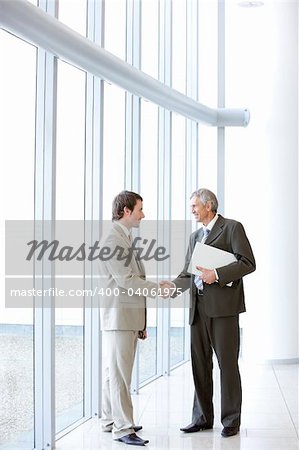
[56,360,299,450]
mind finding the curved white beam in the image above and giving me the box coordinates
[0,0,250,127]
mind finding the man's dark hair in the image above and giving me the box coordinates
[112,190,143,221]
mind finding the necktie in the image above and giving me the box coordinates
[194,228,210,291]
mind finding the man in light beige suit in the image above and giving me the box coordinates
[100,190,160,446]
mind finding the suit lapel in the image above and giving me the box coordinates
[112,223,145,275]
[113,222,131,247]
[205,215,225,245]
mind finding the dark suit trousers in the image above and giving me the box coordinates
[191,294,242,428]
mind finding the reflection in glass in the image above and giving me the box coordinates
[139,311,157,384]
[0,32,36,449]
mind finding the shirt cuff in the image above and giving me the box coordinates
[214,269,232,287]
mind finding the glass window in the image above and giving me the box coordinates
[56,61,85,221]
[105,0,126,59]
[58,0,87,37]
[172,0,187,94]
[102,83,126,218]
[141,0,159,78]
[198,0,218,106]
[138,99,159,383]
[196,0,218,193]
[170,114,186,367]
[103,0,126,221]
[197,126,218,193]
[140,100,158,219]
[55,60,86,433]
[0,31,36,450]
[171,115,186,221]
[138,308,157,384]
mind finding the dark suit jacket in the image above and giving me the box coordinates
[173,215,256,323]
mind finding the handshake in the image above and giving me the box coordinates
[158,280,176,298]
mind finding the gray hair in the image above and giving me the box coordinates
[190,188,218,212]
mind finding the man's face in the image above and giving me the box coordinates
[190,196,210,225]
[128,200,145,228]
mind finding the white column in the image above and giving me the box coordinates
[225,1,298,362]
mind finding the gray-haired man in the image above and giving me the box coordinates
[163,188,255,437]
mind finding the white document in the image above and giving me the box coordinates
[188,242,237,275]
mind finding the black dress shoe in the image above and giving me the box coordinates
[221,426,239,437]
[115,433,149,446]
[180,423,213,433]
[105,425,142,433]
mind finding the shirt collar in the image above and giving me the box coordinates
[116,221,131,238]
[204,213,219,233]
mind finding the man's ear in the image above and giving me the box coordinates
[123,206,131,216]
[206,201,212,212]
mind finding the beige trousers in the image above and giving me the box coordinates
[101,330,138,439]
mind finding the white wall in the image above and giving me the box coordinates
[225,1,298,361]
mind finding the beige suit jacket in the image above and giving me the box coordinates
[99,222,158,331]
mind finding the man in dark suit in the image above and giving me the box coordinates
[167,188,256,437]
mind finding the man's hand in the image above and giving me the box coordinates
[138,330,147,340]
[159,281,175,298]
[196,266,216,285]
